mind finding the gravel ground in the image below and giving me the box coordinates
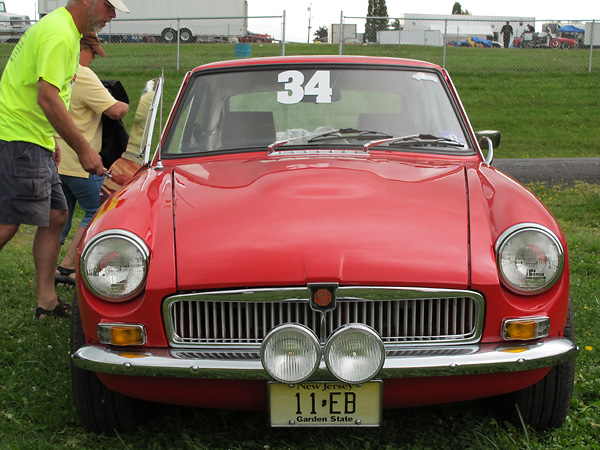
[493,158,600,185]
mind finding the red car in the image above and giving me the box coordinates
[514,32,577,49]
[71,56,577,432]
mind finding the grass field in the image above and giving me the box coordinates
[0,182,598,449]
[2,42,600,159]
[0,42,599,448]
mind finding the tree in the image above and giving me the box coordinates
[313,26,328,43]
[452,2,471,15]
[364,0,389,43]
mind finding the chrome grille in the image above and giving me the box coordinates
[164,287,484,348]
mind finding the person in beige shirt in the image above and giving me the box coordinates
[54,32,128,286]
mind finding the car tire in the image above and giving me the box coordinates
[70,293,152,433]
[491,300,575,429]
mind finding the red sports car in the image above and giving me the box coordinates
[71,56,577,432]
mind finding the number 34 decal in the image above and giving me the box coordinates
[277,70,333,104]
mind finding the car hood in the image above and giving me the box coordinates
[172,156,470,290]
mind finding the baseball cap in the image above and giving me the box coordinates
[106,0,130,13]
[81,32,107,57]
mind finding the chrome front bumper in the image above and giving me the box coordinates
[72,337,577,380]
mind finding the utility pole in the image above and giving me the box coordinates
[307,3,312,43]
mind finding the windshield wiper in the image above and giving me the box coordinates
[363,134,467,152]
[268,128,393,153]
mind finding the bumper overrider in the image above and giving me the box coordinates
[72,337,576,380]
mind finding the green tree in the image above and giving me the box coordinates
[364,0,389,43]
[313,26,328,42]
[452,2,471,15]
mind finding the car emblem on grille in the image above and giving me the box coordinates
[309,283,338,312]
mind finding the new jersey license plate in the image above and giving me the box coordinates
[269,381,382,427]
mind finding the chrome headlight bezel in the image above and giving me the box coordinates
[260,323,321,384]
[80,230,150,302]
[495,223,565,295]
[324,323,385,384]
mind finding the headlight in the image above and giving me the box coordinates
[495,224,564,295]
[324,324,384,384]
[261,324,321,384]
[80,230,150,302]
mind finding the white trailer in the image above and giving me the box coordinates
[37,0,248,43]
[0,1,32,42]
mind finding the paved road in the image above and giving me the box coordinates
[493,158,600,185]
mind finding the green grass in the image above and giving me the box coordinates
[0,42,599,447]
[2,42,600,159]
[1,182,599,449]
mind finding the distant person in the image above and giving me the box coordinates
[527,24,535,33]
[0,0,130,320]
[501,21,513,48]
[55,32,129,286]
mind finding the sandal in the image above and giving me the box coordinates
[35,298,71,319]
[55,265,76,286]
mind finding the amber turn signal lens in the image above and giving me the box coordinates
[98,324,146,346]
[502,317,550,341]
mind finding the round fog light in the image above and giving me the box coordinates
[261,324,320,384]
[325,324,384,384]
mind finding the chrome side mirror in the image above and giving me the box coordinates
[475,130,501,165]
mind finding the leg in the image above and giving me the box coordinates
[58,174,103,276]
[34,208,68,311]
[59,225,86,275]
[0,223,19,251]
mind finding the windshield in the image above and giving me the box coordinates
[162,66,472,156]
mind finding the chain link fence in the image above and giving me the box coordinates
[337,16,600,73]
[1,14,600,74]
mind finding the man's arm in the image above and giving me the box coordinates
[37,78,105,175]
[103,101,129,120]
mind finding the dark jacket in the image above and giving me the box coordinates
[100,79,129,168]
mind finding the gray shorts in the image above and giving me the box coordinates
[0,139,67,227]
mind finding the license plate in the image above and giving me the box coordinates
[269,381,382,427]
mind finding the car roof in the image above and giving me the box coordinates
[190,55,442,75]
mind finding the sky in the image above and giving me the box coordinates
[6,0,600,43]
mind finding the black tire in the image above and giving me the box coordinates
[70,292,151,433]
[161,27,177,43]
[561,41,572,49]
[492,300,575,429]
[179,28,194,43]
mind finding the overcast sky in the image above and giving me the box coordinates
[7,0,600,42]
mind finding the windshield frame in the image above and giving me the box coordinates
[160,62,477,160]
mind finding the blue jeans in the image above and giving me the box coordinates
[59,174,105,244]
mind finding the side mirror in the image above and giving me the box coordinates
[475,130,501,148]
[475,130,501,165]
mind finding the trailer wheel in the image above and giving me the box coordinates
[161,28,177,43]
[561,41,572,49]
[179,28,194,43]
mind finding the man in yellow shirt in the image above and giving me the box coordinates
[55,32,129,286]
[0,0,130,319]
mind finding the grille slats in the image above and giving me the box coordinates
[167,295,481,347]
